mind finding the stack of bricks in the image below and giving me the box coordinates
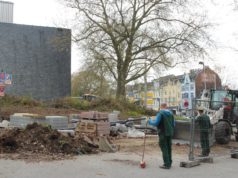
[96,121,110,136]
[75,122,97,135]
[79,111,110,136]
[80,111,108,120]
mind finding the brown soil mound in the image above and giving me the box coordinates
[0,123,98,156]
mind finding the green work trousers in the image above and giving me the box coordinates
[159,134,172,167]
[200,132,210,156]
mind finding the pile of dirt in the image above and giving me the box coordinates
[0,123,98,158]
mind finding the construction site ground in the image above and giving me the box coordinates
[0,100,237,177]
[1,136,238,178]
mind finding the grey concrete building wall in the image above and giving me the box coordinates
[0,22,71,100]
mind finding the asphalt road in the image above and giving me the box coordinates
[0,152,237,178]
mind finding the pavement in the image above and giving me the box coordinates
[0,152,237,178]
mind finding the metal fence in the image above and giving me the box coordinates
[188,98,238,161]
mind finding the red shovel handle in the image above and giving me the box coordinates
[141,120,148,162]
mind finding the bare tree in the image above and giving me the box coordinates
[84,57,116,96]
[71,70,110,97]
[65,0,211,99]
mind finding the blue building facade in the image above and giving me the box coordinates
[181,73,196,110]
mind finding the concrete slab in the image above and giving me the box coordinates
[195,156,214,163]
[99,137,117,153]
[180,160,200,168]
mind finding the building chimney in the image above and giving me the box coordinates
[0,1,13,23]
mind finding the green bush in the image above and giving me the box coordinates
[125,111,142,117]
[174,115,190,121]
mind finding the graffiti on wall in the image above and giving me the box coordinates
[0,71,12,96]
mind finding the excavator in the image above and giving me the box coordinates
[198,89,238,144]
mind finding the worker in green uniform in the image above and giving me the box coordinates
[148,103,175,169]
[196,107,211,157]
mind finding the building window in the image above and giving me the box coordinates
[182,93,189,99]
[191,93,194,99]
[190,84,194,90]
[128,92,134,97]
[182,85,185,91]
[185,85,189,91]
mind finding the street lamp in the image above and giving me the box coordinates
[148,75,158,110]
[199,61,206,90]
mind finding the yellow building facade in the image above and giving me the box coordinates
[159,78,182,109]
[126,75,183,110]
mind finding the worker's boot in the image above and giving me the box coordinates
[159,165,171,169]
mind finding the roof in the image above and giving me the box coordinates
[158,74,184,86]
[126,67,220,91]
[0,1,13,4]
[189,69,202,80]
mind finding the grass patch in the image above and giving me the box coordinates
[0,95,158,119]
[0,95,42,107]
[46,97,90,110]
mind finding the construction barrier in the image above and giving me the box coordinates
[173,120,214,144]
[180,99,238,168]
[182,98,238,168]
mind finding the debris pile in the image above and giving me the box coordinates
[0,123,99,156]
[74,111,117,153]
[0,110,154,161]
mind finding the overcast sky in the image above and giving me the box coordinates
[9,0,238,88]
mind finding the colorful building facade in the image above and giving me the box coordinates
[158,75,183,110]
[181,73,196,110]
[126,67,221,111]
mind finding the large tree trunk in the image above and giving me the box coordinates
[116,59,128,100]
[116,77,126,100]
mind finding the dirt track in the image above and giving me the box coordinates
[113,137,238,157]
[1,132,237,162]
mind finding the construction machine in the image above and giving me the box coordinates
[198,89,238,144]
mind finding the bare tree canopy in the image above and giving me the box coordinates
[71,70,110,97]
[65,0,211,99]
